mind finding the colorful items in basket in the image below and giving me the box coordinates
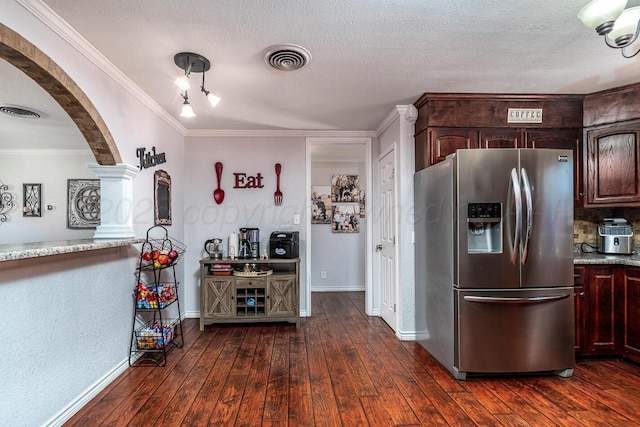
[210,263,233,276]
[135,282,176,309]
[136,322,175,349]
[141,248,180,269]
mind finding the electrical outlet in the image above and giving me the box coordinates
[320,271,326,279]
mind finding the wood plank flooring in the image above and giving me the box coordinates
[65,292,640,426]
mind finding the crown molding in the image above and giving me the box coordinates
[17,0,186,136]
[185,129,376,138]
[375,105,418,135]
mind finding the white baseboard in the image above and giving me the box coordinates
[44,357,131,427]
[311,286,365,292]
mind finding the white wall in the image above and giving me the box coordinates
[310,160,366,291]
[183,136,307,316]
[375,105,417,339]
[0,150,97,244]
[1,3,185,426]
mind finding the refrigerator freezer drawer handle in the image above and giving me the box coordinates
[463,294,571,304]
[510,168,522,265]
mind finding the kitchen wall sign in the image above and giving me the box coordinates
[154,170,171,226]
[507,108,543,124]
[136,146,167,170]
[233,172,265,189]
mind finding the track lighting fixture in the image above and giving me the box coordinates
[180,92,195,118]
[174,52,221,117]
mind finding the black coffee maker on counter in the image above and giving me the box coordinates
[239,227,260,258]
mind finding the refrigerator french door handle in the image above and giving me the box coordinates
[510,168,522,265]
[463,294,571,304]
[520,168,533,265]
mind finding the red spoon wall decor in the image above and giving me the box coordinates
[213,162,225,204]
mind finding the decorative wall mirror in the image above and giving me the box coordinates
[154,170,171,225]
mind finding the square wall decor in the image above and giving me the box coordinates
[67,179,100,229]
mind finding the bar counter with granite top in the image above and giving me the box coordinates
[0,238,145,262]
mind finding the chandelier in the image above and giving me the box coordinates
[578,0,640,58]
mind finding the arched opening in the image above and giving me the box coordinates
[0,22,120,165]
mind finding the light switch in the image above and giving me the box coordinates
[293,214,300,225]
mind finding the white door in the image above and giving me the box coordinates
[378,148,397,330]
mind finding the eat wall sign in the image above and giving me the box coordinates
[233,172,264,188]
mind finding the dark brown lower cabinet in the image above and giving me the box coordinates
[573,267,588,354]
[585,267,619,355]
[575,264,640,360]
[622,267,640,363]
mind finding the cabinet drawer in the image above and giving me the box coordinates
[234,277,266,289]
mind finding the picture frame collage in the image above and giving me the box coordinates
[311,175,364,233]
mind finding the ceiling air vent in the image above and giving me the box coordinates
[263,44,311,71]
[0,105,42,119]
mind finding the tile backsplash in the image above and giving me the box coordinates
[574,207,640,246]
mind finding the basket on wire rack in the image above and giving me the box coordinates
[138,225,186,270]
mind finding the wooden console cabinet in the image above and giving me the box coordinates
[200,257,300,329]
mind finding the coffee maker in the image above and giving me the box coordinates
[238,227,260,259]
[238,228,251,258]
[248,228,260,259]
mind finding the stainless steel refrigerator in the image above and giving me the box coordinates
[414,149,575,381]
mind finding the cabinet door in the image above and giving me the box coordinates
[574,267,588,354]
[202,277,234,317]
[479,128,522,149]
[525,129,582,205]
[267,276,297,317]
[587,267,618,355]
[415,130,428,172]
[428,128,479,166]
[586,124,640,206]
[622,267,640,362]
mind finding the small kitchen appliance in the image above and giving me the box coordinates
[598,218,634,255]
[204,238,224,260]
[239,227,260,258]
[238,228,251,258]
[269,231,299,259]
[249,228,260,258]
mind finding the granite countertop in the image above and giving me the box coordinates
[574,249,640,267]
[0,238,145,262]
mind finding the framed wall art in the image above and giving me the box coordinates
[331,204,360,233]
[311,185,331,224]
[154,169,172,226]
[23,183,41,217]
[331,174,360,203]
[67,179,100,229]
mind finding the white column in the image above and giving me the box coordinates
[86,163,139,239]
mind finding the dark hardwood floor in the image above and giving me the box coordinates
[66,292,640,426]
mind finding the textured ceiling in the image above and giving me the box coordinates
[3,0,640,150]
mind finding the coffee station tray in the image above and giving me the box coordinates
[233,267,273,277]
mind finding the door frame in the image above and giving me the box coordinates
[305,137,373,316]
